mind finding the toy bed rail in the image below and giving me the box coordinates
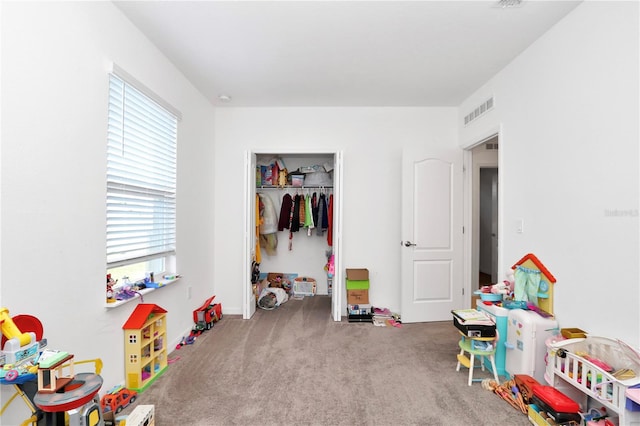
[546,336,640,424]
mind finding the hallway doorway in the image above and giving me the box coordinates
[479,271,492,286]
[471,136,499,293]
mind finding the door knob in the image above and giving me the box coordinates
[404,241,416,247]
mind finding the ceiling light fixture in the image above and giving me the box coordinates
[218,94,232,103]
[497,0,523,8]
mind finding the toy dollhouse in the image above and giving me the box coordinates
[511,253,556,316]
[122,304,168,392]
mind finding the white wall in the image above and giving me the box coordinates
[460,1,639,345]
[0,2,215,422]
[213,107,458,315]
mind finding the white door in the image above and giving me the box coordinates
[401,146,463,322]
[243,151,257,319]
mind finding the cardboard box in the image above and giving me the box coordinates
[347,289,369,305]
[346,268,368,281]
[266,272,284,285]
[346,268,370,290]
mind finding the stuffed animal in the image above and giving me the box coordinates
[490,271,515,297]
[277,168,288,188]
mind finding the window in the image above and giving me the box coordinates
[106,69,178,280]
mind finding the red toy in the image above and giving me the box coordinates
[193,295,222,330]
[100,385,137,415]
[513,374,541,404]
[531,385,581,424]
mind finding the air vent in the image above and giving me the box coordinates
[485,143,499,150]
[464,97,494,126]
[496,0,523,8]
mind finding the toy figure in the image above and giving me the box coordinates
[106,274,117,303]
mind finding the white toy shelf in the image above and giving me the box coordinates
[546,336,640,425]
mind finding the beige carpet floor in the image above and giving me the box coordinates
[120,295,531,425]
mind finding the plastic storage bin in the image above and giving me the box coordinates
[561,328,587,339]
[505,309,558,383]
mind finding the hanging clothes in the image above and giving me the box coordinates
[298,194,306,226]
[278,193,293,231]
[304,193,314,229]
[259,193,278,234]
[327,193,333,247]
[311,192,319,227]
[291,194,301,232]
[258,193,278,256]
[321,193,329,231]
[255,193,262,263]
[316,194,326,236]
[288,194,296,251]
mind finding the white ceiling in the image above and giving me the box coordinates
[114,0,582,107]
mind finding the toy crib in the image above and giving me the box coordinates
[546,336,640,425]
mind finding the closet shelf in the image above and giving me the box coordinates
[257,185,333,189]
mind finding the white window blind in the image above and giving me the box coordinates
[107,73,178,268]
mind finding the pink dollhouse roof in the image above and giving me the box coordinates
[512,253,557,283]
[122,304,167,330]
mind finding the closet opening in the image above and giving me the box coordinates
[243,151,343,321]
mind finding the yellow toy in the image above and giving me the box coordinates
[0,308,32,347]
[277,168,288,188]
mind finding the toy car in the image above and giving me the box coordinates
[193,295,222,330]
[100,386,138,414]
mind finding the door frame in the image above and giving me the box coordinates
[462,127,503,308]
[242,149,344,321]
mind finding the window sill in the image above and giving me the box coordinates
[105,277,180,309]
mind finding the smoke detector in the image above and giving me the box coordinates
[497,0,523,8]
